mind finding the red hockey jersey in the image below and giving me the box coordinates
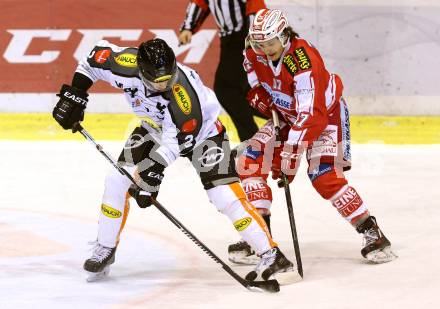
[243,38,343,146]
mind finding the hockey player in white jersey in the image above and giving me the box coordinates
[52,38,294,283]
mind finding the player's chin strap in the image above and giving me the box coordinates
[271,110,304,278]
[72,122,280,293]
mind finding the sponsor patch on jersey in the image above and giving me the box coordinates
[340,97,352,161]
[244,146,262,160]
[94,49,111,64]
[273,96,291,109]
[308,125,338,159]
[139,115,161,132]
[243,182,270,202]
[133,98,141,107]
[308,163,333,182]
[181,118,198,133]
[294,47,312,70]
[256,55,268,66]
[233,217,252,231]
[172,84,192,115]
[101,204,122,219]
[114,53,137,68]
[332,186,363,217]
[243,57,253,73]
[282,54,298,77]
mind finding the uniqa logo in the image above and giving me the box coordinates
[172,84,192,115]
[197,146,224,167]
[101,204,122,218]
[114,53,137,67]
[234,217,252,231]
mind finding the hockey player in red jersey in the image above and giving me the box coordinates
[228,9,396,264]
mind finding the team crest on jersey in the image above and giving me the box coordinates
[294,47,312,70]
[114,53,137,68]
[172,84,192,115]
[282,54,298,77]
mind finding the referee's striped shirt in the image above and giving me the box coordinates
[181,0,265,37]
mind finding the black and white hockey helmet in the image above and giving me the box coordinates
[137,38,178,92]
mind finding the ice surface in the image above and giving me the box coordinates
[1,141,439,308]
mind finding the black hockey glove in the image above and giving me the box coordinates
[53,84,88,131]
[129,162,165,208]
[128,184,157,208]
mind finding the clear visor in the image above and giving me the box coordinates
[140,71,178,92]
[249,36,282,56]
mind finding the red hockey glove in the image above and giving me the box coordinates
[246,85,273,118]
[271,145,301,186]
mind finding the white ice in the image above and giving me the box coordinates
[1,141,439,308]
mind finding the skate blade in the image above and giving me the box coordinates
[366,246,398,264]
[269,267,302,285]
[86,266,111,282]
[228,253,260,265]
[272,266,303,285]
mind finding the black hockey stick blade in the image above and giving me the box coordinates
[247,279,280,293]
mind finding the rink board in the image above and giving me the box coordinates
[1,113,439,144]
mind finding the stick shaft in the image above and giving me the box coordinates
[270,110,304,278]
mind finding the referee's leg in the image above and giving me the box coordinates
[214,76,258,142]
[214,41,259,141]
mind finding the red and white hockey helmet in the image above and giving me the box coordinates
[248,9,289,53]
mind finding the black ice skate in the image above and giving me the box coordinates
[83,242,116,282]
[356,216,397,263]
[228,240,260,265]
[245,247,298,285]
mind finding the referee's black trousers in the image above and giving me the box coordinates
[214,31,261,142]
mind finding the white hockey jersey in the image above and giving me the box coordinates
[76,40,223,166]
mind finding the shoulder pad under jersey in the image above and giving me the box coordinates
[167,68,203,137]
[86,41,140,78]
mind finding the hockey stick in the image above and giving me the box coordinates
[230,141,247,159]
[271,110,304,278]
[73,123,280,293]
